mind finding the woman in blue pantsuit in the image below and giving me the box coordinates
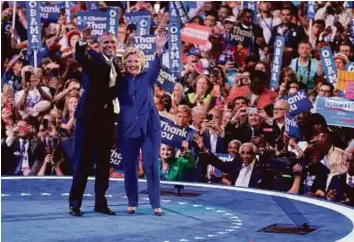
[117,32,168,216]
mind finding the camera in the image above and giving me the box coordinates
[206,114,213,121]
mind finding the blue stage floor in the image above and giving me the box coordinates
[2,177,354,242]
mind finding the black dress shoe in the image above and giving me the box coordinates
[69,207,83,216]
[94,207,116,215]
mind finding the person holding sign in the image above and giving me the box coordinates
[68,28,120,217]
[117,32,168,216]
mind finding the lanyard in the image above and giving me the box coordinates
[296,58,312,83]
[260,15,273,31]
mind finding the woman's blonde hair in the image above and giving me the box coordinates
[122,47,146,72]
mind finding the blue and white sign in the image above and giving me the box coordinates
[307,1,316,20]
[39,2,64,23]
[77,7,119,37]
[320,46,338,85]
[315,96,354,128]
[160,117,195,149]
[26,1,42,51]
[110,149,123,170]
[157,65,177,94]
[126,10,151,25]
[214,153,235,177]
[132,35,156,69]
[270,36,285,89]
[168,3,183,77]
[173,1,189,25]
[346,62,354,72]
[283,89,313,116]
[136,15,152,36]
[285,116,302,141]
[244,1,258,24]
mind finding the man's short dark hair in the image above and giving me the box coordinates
[313,19,325,28]
[250,70,267,84]
[320,82,334,93]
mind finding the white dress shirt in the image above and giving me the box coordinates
[235,160,256,187]
[19,138,30,170]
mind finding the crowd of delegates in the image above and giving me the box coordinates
[1,1,354,206]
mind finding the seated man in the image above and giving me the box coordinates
[195,137,271,189]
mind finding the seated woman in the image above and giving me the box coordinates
[159,143,196,181]
[184,75,216,111]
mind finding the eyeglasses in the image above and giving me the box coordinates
[274,108,287,111]
[319,89,331,93]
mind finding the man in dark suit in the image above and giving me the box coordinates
[2,120,44,176]
[195,136,271,189]
[225,111,280,148]
[68,28,120,216]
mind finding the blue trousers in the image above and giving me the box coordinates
[120,129,161,209]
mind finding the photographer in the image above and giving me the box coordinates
[15,70,52,120]
[3,119,44,175]
[37,121,71,176]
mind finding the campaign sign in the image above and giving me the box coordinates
[285,116,302,141]
[229,25,253,47]
[39,2,65,23]
[168,21,183,74]
[169,1,179,24]
[346,62,354,72]
[307,1,316,20]
[320,46,338,85]
[110,149,123,170]
[160,117,194,149]
[181,23,210,46]
[77,7,119,37]
[283,89,313,116]
[173,1,189,25]
[136,15,152,36]
[345,82,354,100]
[243,1,257,23]
[315,96,354,128]
[270,36,285,89]
[26,1,42,51]
[126,10,151,25]
[213,153,235,177]
[157,65,177,94]
[132,35,156,69]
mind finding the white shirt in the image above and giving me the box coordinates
[15,87,52,108]
[102,53,117,88]
[206,131,218,179]
[235,160,256,187]
[19,138,30,170]
[258,15,281,44]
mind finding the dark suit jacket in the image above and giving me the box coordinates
[117,55,162,140]
[203,132,227,154]
[327,173,354,206]
[2,138,44,175]
[74,42,119,122]
[225,122,280,147]
[199,152,271,189]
